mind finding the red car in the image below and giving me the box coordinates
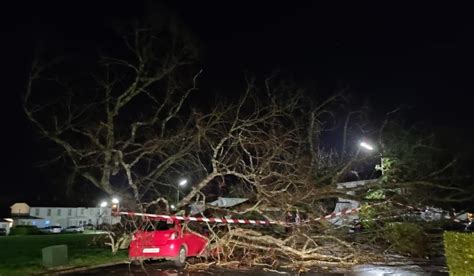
[129,218,209,266]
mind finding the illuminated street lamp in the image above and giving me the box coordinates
[359,141,374,151]
[98,201,108,226]
[111,197,120,213]
[359,141,384,176]
[176,178,188,206]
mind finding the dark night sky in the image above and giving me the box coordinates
[1,1,473,216]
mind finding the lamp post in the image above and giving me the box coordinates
[176,179,188,206]
[359,141,384,176]
[98,201,108,226]
[111,197,120,213]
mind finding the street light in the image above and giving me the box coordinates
[359,141,374,151]
[178,179,188,187]
[98,201,108,226]
[358,141,384,176]
[176,178,188,206]
[111,198,120,213]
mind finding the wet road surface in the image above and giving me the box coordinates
[67,261,448,275]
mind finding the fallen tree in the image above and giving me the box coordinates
[24,19,472,271]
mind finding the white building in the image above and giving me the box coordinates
[0,219,12,235]
[11,203,120,229]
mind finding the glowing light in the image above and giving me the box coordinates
[100,201,108,207]
[111,198,119,204]
[359,141,374,151]
[178,179,188,187]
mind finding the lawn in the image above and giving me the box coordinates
[0,233,128,276]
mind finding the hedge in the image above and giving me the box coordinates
[444,231,474,275]
[10,225,42,235]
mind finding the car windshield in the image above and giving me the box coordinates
[142,220,175,231]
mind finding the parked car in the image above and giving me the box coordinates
[64,226,84,233]
[40,225,62,234]
[0,228,6,236]
[129,219,209,266]
[84,223,95,230]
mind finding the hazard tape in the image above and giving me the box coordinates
[313,207,360,221]
[117,201,462,226]
[118,211,282,225]
[391,202,463,223]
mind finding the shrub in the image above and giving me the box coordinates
[382,222,428,257]
[359,203,391,230]
[444,231,474,275]
[10,225,41,235]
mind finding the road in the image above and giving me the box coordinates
[67,261,344,275]
[67,261,449,276]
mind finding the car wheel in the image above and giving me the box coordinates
[174,246,187,267]
[130,259,142,266]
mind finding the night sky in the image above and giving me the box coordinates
[1,1,473,216]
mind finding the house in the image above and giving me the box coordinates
[189,197,249,215]
[10,202,30,216]
[10,203,121,229]
[331,179,379,225]
[0,218,12,235]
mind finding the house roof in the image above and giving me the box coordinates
[10,202,30,208]
[208,197,249,208]
[189,197,249,215]
[12,215,43,219]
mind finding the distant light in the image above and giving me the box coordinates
[100,201,108,207]
[170,205,176,210]
[359,142,374,151]
[45,220,50,224]
[111,198,119,204]
[178,179,188,187]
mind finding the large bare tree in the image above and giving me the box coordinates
[24,24,202,208]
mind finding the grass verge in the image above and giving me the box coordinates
[0,233,127,276]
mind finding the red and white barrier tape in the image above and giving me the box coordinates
[117,201,463,226]
[118,211,282,225]
[313,207,360,221]
[391,201,463,223]
[118,207,361,226]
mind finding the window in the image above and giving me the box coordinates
[35,208,39,216]
[57,209,61,216]
[80,209,84,215]
[68,209,72,216]
[47,209,51,216]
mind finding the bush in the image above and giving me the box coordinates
[444,231,474,275]
[359,203,391,230]
[10,225,42,235]
[382,222,428,257]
